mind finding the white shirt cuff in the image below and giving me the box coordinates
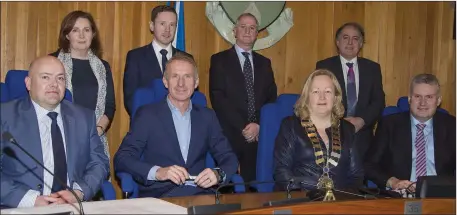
[17,190,40,208]
[147,166,161,181]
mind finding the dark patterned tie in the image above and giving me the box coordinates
[47,112,67,193]
[346,62,357,117]
[160,49,168,74]
[415,123,427,178]
[242,52,256,123]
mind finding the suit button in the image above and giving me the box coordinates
[37,184,43,189]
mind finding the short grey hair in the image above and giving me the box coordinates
[409,73,441,95]
[235,13,259,30]
[164,52,199,80]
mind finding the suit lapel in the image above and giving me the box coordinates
[332,56,348,112]
[229,47,248,101]
[252,52,263,109]
[356,58,369,111]
[60,101,77,183]
[172,47,177,55]
[157,100,186,165]
[399,113,413,176]
[432,115,446,174]
[20,97,43,173]
[146,44,162,76]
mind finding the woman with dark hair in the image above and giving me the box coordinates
[51,10,115,159]
[273,69,363,192]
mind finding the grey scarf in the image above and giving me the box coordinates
[57,49,110,159]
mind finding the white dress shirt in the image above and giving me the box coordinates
[234,44,255,80]
[339,55,360,98]
[152,40,173,73]
[18,100,81,208]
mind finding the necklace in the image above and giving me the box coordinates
[301,119,342,189]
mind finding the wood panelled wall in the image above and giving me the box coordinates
[1,1,455,198]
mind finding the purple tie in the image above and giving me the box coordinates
[415,123,427,178]
[346,62,357,116]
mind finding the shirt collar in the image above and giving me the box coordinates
[30,97,62,121]
[234,44,252,57]
[339,55,358,66]
[410,114,433,129]
[152,40,173,56]
[166,97,192,116]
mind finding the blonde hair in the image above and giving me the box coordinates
[294,69,345,126]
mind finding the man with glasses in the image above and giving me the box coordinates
[316,22,385,162]
[209,13,277,183]
[365,74,455,194]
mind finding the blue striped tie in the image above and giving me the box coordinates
[346,62,357,116]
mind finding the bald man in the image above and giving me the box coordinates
[0,56,109,208]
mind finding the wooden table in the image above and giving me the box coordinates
[161,191,307,209]
[161,192,456,214]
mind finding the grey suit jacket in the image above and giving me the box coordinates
[0,96,109,207]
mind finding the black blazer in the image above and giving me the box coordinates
[122,44,193,116]
[364,112,456,189]
[209,47,277,150]
[316,56,385,129]
[274,116,364,190]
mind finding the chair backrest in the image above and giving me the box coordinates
[256,94,299,192]
[131,78,207,119]
[4,70,73,103]
[5,70,28,100]
[1,82,9,103]
[382,106,401,116]
[397,96,449,114]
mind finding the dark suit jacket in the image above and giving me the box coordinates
[316,56,385,157]
[123,44,193,116]
[113,99,238,197]
[274,116,364,190]
[0,97,110,207]
[209,46,277,151]
[364,112,456,189]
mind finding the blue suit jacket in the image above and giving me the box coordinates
[122,44,193,116]
[114,99,238,197]
[0,97,109,207]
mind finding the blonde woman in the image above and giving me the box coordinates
[274,69,363,191]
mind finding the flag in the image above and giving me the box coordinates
[167,1,185,51]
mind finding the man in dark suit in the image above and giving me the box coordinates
[123,5,193,116]
[1,56,109,208]
[114,53,238,198]
[365,74,455,191]
[316,22,385,160]
[209,13,277,182]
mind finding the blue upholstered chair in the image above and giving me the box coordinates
[1,82,9,103]
[255,94,300,192]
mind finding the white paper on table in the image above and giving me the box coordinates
[1,198,187,214]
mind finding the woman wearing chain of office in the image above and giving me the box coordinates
[273,69,363,193]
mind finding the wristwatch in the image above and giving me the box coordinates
[213,168,226,183]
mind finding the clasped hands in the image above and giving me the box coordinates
[156,165,219,188]
[242,123,259,142]
[344,117,365,132]
[388,177,416,193]
[35,190,83,207]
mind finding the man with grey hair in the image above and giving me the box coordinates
[316,22,385,162]
[365,73,455,192]
[209,13,278,182]
[115,53,238,198]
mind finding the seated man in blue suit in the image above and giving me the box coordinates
[123,5,193,116]
[114,53,238,198]
[1,56,109,208]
